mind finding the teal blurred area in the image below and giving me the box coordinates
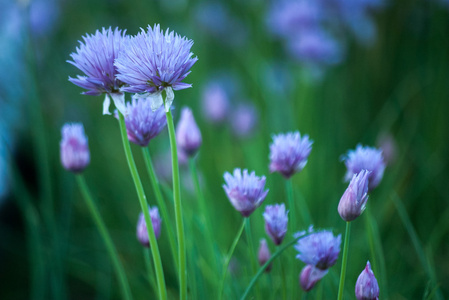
[0,0,448,299]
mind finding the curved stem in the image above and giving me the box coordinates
[76,175,133,300]
[165,109,187,300]
[118,112,167,300]
[337,222,351,300]
[218,219,246,300]
[142,147,178,271]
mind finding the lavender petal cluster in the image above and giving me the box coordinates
[269,131,313,178]
[123,96,167,147]
[295,230,341,270]
[223,168,269,217]
[338,169,370,222]
[342,144,385,191]
[60,123,90,173]
[176,107,202,157]
[136,206,162,248]
[355,261,379,300]
[263,203,288,245]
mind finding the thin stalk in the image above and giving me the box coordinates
[144,249,158,295]
[142,147,178,270]
[218,219,246,300]
[240,232,309,300]
[165,108,187,300]
[277,248,287,300]
[245,217,257,271]
[118,112,167,300]
[76,175,132,300]
[337,222,351,300]
[286,179,312,228]
[286,179,296,232]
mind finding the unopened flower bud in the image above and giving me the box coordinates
[299,264,328,292]
[355,261,379,300]
[60,123,90,173]
[176,107,202,157]
[257,239,272,272]
[338,169,370,222]
[136,207,162,248]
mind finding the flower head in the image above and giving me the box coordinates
[338,169,370,222]
[258,239,272,272]
[263,203,288,245]
[122,96,167,147]
[295,230,341,270]
[342,145,385,191]
[176,107,202,157]
[269,131,313,178]
[223,168,269,217]
[299,264,328,292]
[115,24,198,110]
[136,206,162,248]
[60,123,90,173]
[68,27,126,96]
[355,261,379,300]
[201,82,230,124]
[231,103,259,138]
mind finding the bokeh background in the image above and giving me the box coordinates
[1,0,448,299]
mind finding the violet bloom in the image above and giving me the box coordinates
[115,24,198,111]
[231,103,259,138]
[223,168,269,217]
[201,82,229,124]
[355,261,379,300]
[299,264,328,292]
[176,107,202,157]
[258,239,272,272]
[269,131,313,178]
[123,96,167,147]
[68,27,128,115]
[263,203,288,245]
[136,206,162,248]
[295,230,341,270]
[60,123,90,173]
[342,144,385,191]
[338,169,370,222]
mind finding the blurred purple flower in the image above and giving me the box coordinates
[377,133,397,166]
[342,144,385,191]
[29,0,59,37]
[258,239,272,272]
[338,169,370,222]
[269,131,313,178]
[231,103,259,138]
[123,96,167,147]
[60,123,90,173]
[223,168,269,217]
[201,82,230,124]
[263,203,288,245]
[115,24,197,111]
[176,107,202,157]
[295,230,341,270]
[355,261,379,300]
[136,206,162,247]
[299,264,328,292]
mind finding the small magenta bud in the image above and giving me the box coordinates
[263,203,288,245]
[176,107,202,157]
[338,169,370,222]
[60,123,90,173]
[299,265,328,292]
[257,239,272,272]
[136,206,162,248]
[355,261,379,300]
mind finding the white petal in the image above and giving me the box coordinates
[164,87,174,112]
[110,93,127,116]
[148,92,164,111]
[103,94,112,115]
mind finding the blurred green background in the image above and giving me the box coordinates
[0,0,448,299]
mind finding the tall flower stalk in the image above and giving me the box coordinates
[337,222,351,300]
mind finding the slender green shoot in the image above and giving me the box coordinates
[337,222,351,300]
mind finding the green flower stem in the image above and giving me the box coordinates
[142,147,178,271]
[337,222,351,300]
[118,112,167,300]
[218,219,246,300]
[144,249,158,295]
[286,179,296,231]
[75,175,133,300]
[240,232,309,300]
[245,217,257,272]
[165,108,187,300]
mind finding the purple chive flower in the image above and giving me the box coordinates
[269,131,313,178]
[231,103,259,138]
[201,82,230,124]
[258,239,272,272]
[299,264,329,292]
[60,123,90,173]
[338,169,370,222]
[136,206,162,248]
[115,24,198,111]
[342,144,385,191]
[68,27,128,114]
[295,230,341,270]
[176,107,202,157]
[223,168,269,217]
[123,96,167,147]
[263,203,289,245]
[355,261,379,300]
